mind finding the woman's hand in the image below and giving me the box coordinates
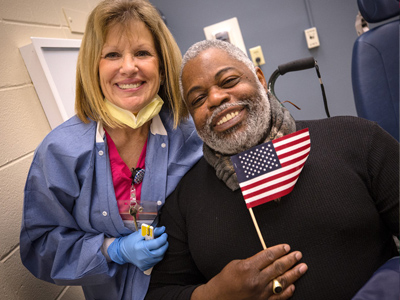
[191,244,307,300]
[107,226,169,271]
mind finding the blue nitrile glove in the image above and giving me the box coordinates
[107,226,168,271]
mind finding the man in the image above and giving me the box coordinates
[145,40,399,300]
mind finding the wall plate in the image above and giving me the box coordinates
[203,17,247,55]
[304,27,320,49]
[249,45,265,66]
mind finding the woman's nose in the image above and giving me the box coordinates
[207,87,230,110]
[120,55,138,75]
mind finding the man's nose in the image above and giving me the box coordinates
[120,55,138,75]
[207,87,230,110]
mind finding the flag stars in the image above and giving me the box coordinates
[234,139,286,180]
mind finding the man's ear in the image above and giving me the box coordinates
[255,67,267,89]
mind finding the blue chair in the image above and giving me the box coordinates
[352,256,400,300]
[351,0,399,141]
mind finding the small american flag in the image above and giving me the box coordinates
[231,128,310,208]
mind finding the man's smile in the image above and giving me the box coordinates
[212,107,246,132]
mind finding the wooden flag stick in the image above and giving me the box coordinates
[248,207,267,250]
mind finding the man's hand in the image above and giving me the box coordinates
[191,244,307,300]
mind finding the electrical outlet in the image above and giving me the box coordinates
[249,46,265,66]
[304,27,320,49]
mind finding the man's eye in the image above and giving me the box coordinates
[191,95,206,108]
[221,77,240,88]
[104,52,120,59]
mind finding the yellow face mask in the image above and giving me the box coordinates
[104,95,164,129]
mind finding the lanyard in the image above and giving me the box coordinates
[129,168,145,231]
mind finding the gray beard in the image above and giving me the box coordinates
[197,85,271,155]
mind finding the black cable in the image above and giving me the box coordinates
[256,57,261,68]
[314,62,330,118]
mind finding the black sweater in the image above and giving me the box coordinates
[146,116,399,300]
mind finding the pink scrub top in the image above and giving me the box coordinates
[105,130,147,221]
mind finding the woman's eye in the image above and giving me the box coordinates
[136,50,151,57]
[104,52,120,59]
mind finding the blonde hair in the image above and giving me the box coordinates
[75,0,185,128]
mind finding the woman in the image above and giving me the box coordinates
[20,1,202,299]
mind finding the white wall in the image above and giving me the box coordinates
[0,0,101,299]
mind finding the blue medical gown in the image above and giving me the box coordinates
[20,110,203,300]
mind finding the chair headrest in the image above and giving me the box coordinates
[358,0,399,22]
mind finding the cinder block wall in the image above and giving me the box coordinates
[0,1,101,299]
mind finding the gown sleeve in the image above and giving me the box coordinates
[20,141,119,286]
